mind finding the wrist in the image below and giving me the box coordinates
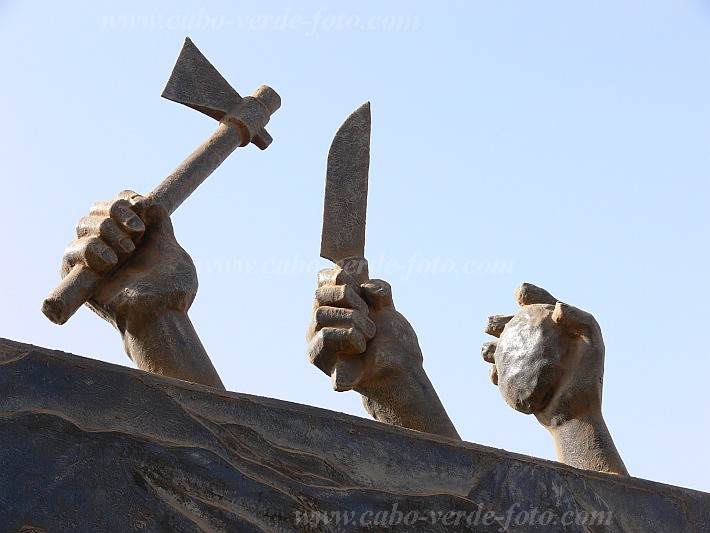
[545,414,628,475]
[358,364,460,440]
[120,310,224,389]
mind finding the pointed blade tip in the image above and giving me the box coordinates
[321,103,371,264]
[356,101,371,119]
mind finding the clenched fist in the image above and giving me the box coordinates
[61,190,197,331]
[482,283,627,474]
[59,190,222,388]
[307,262,459,439]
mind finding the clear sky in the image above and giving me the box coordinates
[1,1,708,492]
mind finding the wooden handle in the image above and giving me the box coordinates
[42,83,281,325]
[41,265,102,324]
[41,122,246,325]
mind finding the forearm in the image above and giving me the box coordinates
[121,310,225,389]
[548,416,628,475]
[359,366,460,440]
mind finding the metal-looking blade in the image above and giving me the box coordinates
[161,37,241,121]
[320,102,371,263]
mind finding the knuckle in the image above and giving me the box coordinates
[350,329,367,353]
[112,198,131,209]
[306,339,322,359]
[75,216,92,237]
[489,365,499,386]
[332,285,346,301]
[481,341,497,363]
[109,200,131,217]
[313,306,330,327]
[342,285,368,312]
[86,241,116,272]
[89,200,109,214]
[62,240,80,264]
[315,285,344,305]
[343,284,357,299]
[350,309,365,324]
[314,287,327,303]
[98,217,116,234]
[317,268,334,286]
[118,189,139,200]
[370,279,391,292]
[333,268,356,287]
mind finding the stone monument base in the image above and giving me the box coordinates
[0,338,707,531]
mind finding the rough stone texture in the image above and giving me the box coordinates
[311,106,460,440]
[42,37,280,326]
[320,102,370,265]
[307,265,461,439]
[1,338,708,532]
[483,284,628,475]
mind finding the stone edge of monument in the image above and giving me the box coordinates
[1,337,708,532]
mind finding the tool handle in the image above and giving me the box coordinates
[41,122,246,325]
[330,256,370,391]
[336,257,370,286]
[42,265,102,325]
[41,81,281,325]
[151,121,244,215]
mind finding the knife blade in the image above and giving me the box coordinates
[320,102,371,271]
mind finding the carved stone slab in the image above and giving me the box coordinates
[0,338,707,532]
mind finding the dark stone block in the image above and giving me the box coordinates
[0,338,708,532]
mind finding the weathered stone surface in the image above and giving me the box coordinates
[42,37,279,327]
[483,284,628,476]
[1,338,708,532]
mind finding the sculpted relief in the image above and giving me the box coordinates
[43,38,626,476]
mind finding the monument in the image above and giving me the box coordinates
[1,38,707,531]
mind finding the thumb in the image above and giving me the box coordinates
[361,279,394,310]
[129,196,172,232]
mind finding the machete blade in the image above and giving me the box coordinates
[320,102,371,263]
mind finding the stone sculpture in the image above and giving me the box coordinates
[481,283,629,475]
[306,106,627,475]
[306,104,460,439]
[42,38,279,389]
[43,38,279,326]
[42,39,627,477]
[5,339,707,531]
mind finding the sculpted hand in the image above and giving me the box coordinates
[482,283,627,474]
[61,190,196,332]
[306,264,459,439]
[61,190,223,388]
[306,264,418,392]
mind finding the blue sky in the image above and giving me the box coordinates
[1,1,709,492]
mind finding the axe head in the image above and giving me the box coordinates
[162,37,242,121]
[162,37,278,149]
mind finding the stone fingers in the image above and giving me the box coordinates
[307,327,367,375]
[481,341,499,386]
[61,191,149,279]
[62,237,118,276]
[552,301,603,342]
[89,198,145,237]
[515,282,558,307]
[313,307,376,341]
[307,264,377,379]
[488,365,499,386]
[317,266,359,289]
[315,282,369,316]
[481,341,497,363]
[308,277,374,352]
[484,315,514,338]
[75,216,136,256]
